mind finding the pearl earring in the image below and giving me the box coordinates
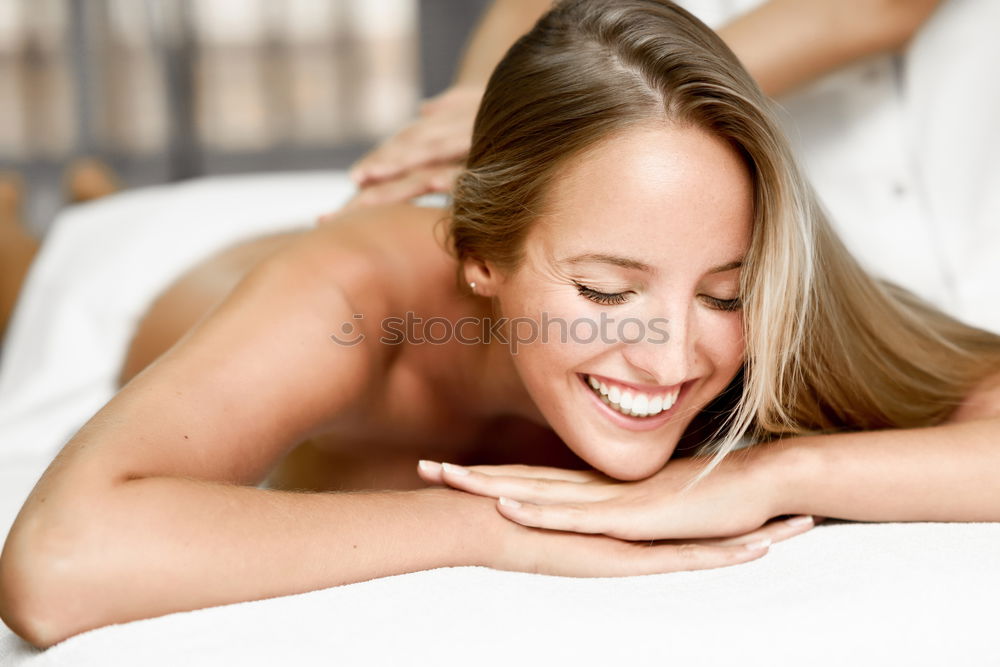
[469,281,477,290]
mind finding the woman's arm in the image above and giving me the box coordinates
[762,384,1000,522]
[0,481,500,649]
[451,0,553,88]
[0,211,504,648]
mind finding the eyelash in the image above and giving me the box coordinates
[573,281,742,311]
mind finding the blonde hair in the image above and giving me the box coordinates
[444,0,1000,486]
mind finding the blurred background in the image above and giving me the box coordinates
[0,0,489,235]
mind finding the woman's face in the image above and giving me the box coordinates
[479,122,753,480]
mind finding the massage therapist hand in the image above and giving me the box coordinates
[344,85,483,209]
[417,457,821,576]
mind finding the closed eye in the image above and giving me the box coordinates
[701,295,742,311]
[574,282,742,311]
[573,281,630,306]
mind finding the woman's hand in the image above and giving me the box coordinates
[418,458,820,577]
[487,510,792,578]
[417,453,819,544]
[345,84,484,209]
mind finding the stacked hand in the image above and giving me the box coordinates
[416,454,822,576]
[340,85,484,212]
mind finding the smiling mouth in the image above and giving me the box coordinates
[580,373,682,419]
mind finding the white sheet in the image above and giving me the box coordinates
[0,520,997,667]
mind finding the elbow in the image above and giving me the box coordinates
[0,518,97,649]
[1,550,63,649]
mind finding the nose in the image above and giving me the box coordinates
[620,301,696,387]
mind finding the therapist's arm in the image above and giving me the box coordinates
[452,0,553,88]
[348,0,944,205]
[719,0,944,97]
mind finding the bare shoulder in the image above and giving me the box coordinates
[943,368,1000,425]
[45,205,452,489]
[273,203,455,319]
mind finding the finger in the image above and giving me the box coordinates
[632,540,771,574]
[416,460,444,486]
[368,120,471,179]
[439,464,615,504]
[495,497,613,534]
[350,139,412,185]
[362,142,460,184]
[351,123,454,185]
[549,537,771,578]
[429,134,473,166]
[456,463,605,483]
[348,171,436,209]
[682,514,817,547]
[425,164,463,193]
[315,210,342,226]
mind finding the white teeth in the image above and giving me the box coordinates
[664,389,677,409]
[585,375,681,419]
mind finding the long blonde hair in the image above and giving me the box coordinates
[444,0,1000,484]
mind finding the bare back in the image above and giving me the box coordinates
[118,204,581,493]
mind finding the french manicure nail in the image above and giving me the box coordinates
[786,515,814,527]
[745,538,771,551]
[418,460,441,473]
[441,462,469,476]
[499,497,521,508]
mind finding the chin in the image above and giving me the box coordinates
[577,445,673,481]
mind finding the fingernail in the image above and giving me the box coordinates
[418,460,441,473]
[499,497,521,508]
[441,462,469,476]
[745,538,771,551]
[786,515,814,527]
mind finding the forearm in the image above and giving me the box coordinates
[763,417,1000,522]
[453,0,552,87]
[1,478,500,647]
[717,0,942,97]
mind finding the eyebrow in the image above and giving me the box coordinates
[558,253,744,275]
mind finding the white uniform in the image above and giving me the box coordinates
[677,0,1000,333]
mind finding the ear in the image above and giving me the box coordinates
[462,257,505,297]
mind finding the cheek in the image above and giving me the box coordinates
[504,292,613,395]
[705,312,746,375]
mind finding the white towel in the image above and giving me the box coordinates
[2,520,998,666]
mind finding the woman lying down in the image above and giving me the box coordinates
[3,0,1000,649]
